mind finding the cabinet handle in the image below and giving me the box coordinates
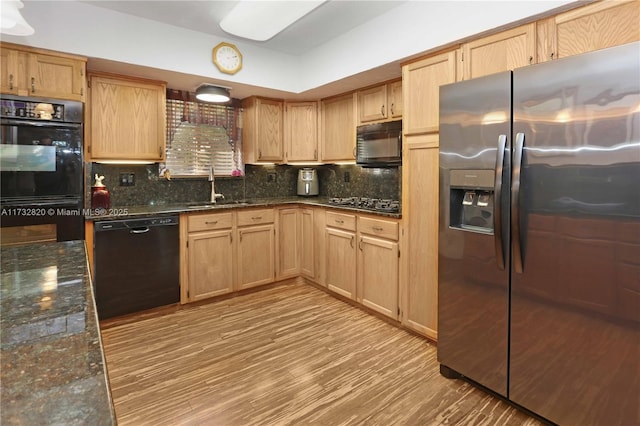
[335,219,344,224]
[350,235,355,248]
[550,52,555,60]
[359,237,363,251]
[205,221,218,225]
[314,149,317,160]
[80,87,83,96]
[158,146,163,158]
[230,234,233,243]
[239,231,242,242]
[9,74,13,90]
[251,216,262,220]
[31,77,35,93]
[529,55,534,64]
[353,147,356,158]
[390,103,395,116]
[381,105,385,116]
[372,226,384,231]
[258,149,262,159]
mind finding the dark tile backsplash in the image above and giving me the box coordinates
[87,163,401,208]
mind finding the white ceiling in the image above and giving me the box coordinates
[81,1,407,56]
[13,1,579,101]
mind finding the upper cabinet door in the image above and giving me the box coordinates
[402,50,457,136]
[242,97,284,163]
[537,0,640,62]
[358,84,388,124]
[88,73,166,161]
[321,92,356,162]
[285,101,318,162]
[461,23,536,80]
[388,80,403,119]
[29,53,85,101]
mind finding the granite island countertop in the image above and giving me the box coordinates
[85,196,402,220]
[0,241,116,425]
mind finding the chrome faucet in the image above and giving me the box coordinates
[209,165,225,204]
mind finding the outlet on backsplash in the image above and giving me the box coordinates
[267,171,277,183]
[344,172,350,183]
[119,173,135,186]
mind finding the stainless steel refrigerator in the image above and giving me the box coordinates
[437,41,639,425]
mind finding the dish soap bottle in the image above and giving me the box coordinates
[91,174,111,209]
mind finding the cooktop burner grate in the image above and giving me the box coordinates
[327,197,400,213]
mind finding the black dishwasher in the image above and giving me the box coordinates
[94,215,180,320]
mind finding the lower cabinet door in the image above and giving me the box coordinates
[188,229,234,301]
[325,227,356,299]
[358,235,399,319]
[237,224,275,289]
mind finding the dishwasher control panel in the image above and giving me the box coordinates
[94,215,179,231]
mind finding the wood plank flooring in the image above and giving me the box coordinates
[100,281,543,426]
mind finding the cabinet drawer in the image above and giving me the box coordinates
[326,211,356,231]
[188,212,233,232]
[358,216,399,241]
[237,208,274,226]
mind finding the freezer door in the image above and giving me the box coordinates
[510,41,640,425]
[438,71,511,396]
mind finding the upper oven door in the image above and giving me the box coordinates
[0,119,83,200]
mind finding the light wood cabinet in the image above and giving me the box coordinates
[183,212,234,302]
[276,207,300,280]
[320,92,357,162]
[461,23,536,80]
[236,208,275,289]
[285,101,319,162]
[0,42,86,101]
[388,80,403,120]
[87,72,166,161]
[242,97,284,163]
[300,207,315,279]
[402,50,457,136]
[400,136,439,340]
[357,216,399,320]
[537,0,640,62]
[325,211,357,300]
[357,80,402,124]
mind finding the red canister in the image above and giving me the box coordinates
[91,174,110,209]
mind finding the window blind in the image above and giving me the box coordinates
[164,93,242,177]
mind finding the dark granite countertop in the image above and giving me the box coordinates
[85,196,402,221]
[0,241,116,426]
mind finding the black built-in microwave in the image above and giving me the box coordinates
[356,120,402,167]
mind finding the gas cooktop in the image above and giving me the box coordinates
[327,197,400,213]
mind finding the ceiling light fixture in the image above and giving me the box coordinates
[195,84,231,103]
[220,0,326,42]
[0,0,34,36]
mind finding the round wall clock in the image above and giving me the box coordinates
[212,42,243,75]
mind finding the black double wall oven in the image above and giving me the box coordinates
[1,95,84,246]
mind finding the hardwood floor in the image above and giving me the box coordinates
[100,281,542,426]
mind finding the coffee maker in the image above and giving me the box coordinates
[297,168,319,196]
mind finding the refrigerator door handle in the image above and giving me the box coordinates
[494,134,507,271]
[511,132,525,274]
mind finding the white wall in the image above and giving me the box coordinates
[4,0,576,94]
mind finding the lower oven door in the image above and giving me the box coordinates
[0,198,84,246]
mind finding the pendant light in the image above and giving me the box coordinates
[1,0,35,36]
[195,84,231,103]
